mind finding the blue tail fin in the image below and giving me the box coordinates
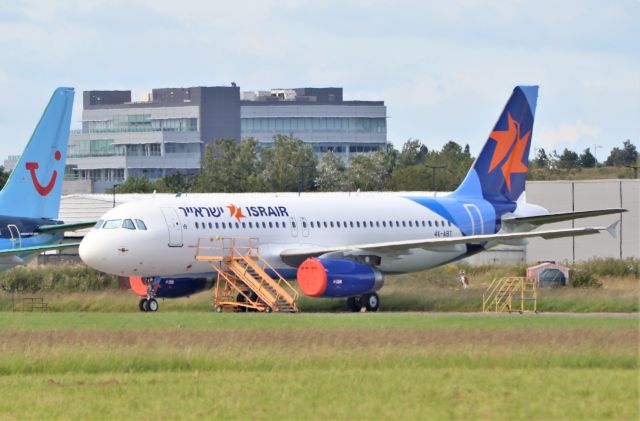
[0,87,74,219]
[453,85,538,203]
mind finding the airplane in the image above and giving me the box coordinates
[0,87,95,271]
[78,85,625,312]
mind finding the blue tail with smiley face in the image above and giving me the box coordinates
[0,87,74,219]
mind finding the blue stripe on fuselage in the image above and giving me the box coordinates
[404,195,497,236]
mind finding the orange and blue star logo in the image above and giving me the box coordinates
[488,112,530,191]
[226,204,246,222]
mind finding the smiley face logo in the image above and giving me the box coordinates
[25,150,61,196]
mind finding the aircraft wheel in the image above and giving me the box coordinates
[362,293,379,312]
[346,296,362,312]
[147,298,159,312]
[139,298,148,312]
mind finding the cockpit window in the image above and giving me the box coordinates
[122,219,136,230]
[135,219,147,230]
[103,219,123,229]
[94,220,104,229]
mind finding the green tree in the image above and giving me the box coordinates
[346,152,388,191]
[154,171,192,193]
[605,140,637,166]
[397,139,428,168]
[315,151,348,191]
[557,148,579,169]
[259,134,318,192]
[0,166,9,190]
[532,148,549,169]
[115,176,155,193]
[193,138,260,192]
[578,148,597,168]
[389,165,432,190]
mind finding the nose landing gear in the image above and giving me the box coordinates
[139,279,159,312]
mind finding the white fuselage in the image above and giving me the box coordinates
[79,192,482,279]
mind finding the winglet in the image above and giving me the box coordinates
[605,220,620,239]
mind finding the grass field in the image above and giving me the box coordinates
[0,312,637,420]
[1,261,638,313]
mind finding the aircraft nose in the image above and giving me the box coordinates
[79,232,110,274]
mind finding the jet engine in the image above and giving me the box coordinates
[297,258,384,298]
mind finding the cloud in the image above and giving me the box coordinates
[536,122,602,150]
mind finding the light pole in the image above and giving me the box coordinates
[425,164,445,192]
[594,144,602,167]
[112,184,120,208]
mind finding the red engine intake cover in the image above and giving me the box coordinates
[297,258,328,297]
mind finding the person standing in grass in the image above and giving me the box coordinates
[459,270,469,289]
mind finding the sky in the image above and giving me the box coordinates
[0,0,638,163]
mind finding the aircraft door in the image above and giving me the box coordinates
[161,207,183,247]
[462,204,484,235]
[7,225,21,248]
[289,217,298,237]
[300,217,309,237]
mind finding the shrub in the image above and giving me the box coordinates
[570,270,603,288]
[0,266,118,293]
[577,258,639,278]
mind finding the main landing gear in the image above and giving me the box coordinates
[139,279,159,312]
[346,292,380,312]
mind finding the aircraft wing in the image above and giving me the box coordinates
[502,208,626,226]
[280,222,619,266]
[0,242,81,256]
[36,221,97,234]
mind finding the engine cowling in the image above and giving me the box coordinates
[297,258,384,298]
[129,276,213,298]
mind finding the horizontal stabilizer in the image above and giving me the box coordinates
[37,221,97,233]
[502,208,626,226]
[0,242,80,256]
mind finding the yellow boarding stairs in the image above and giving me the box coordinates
[482,276,537,313]
[196,237,299,313]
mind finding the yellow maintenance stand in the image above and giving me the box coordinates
[482,276,537,313]
[196,237,299,313]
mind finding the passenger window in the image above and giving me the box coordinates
[323,221,328,228]
[376,221,380,227]
[448,221,452,227]
[248,222,253,228]
[310,221,315,228]
[94,220,104,229]
[275,221,280,228]
[195,222,199,229]
[330,221,334,228]
[302,221,307,228]
[382,221,386,227]
[123,219,136,230]
[242,222,246,228]
[283,222,287,228]
[235,222,239,228]
[222,222,227,229]
[336,221,341,228]
[209,222,213,229]
[356,221,360,228]
[402,221,406,227]
[262,222,266,228]
[215,222,219,229]
[421,221,426,227]
[350,221,354,228]
[408,221,413,227]
[269,222,273,228]
[292,221,297,228]
[428,221,432,227]
[103,219,123,229]
[435,221,439,227]
[395,221,400,227]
